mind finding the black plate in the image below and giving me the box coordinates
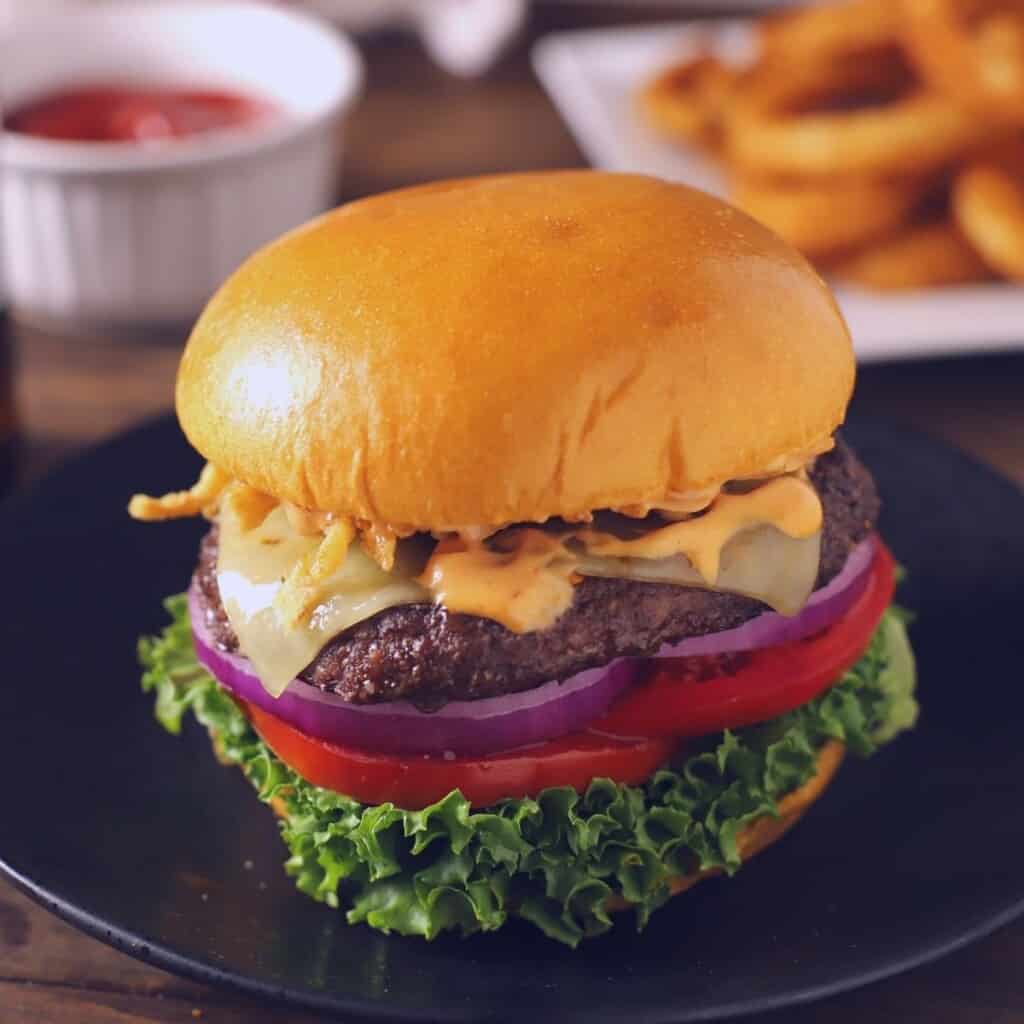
[3,415,1023,1023]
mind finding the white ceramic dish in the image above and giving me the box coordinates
[1,2,362,328]
[533,20,1024,363]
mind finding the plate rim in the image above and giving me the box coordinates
[6,846,1024,1024]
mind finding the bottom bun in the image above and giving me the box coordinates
[608,738,844,911]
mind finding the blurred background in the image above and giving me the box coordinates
[0,0,1022,493]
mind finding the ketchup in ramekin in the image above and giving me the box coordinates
[5,84,278,143]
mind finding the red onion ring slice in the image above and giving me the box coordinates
[189,535,877,757]
[653,535,877,658]
[190,589,641,756]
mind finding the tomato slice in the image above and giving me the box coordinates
[245,700,676,809]
[590,541,896,740]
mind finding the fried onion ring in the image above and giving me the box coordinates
[731,175,925,256]
[639,53,736,147]
[953,139,1024,279]
[832,220,992,289]
[725,50,991,178]
[903,0,1024,121]
[759,0,902,61]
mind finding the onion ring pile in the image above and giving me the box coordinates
[639,0,1024,290]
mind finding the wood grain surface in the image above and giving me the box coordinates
[3,6,1024,1023]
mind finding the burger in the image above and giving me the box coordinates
[131,171,917,946]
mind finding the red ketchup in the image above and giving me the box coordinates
[5,84,278,143]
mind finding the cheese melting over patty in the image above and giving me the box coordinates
[131,460,824,695]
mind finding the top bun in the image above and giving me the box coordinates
[176,172,854,530]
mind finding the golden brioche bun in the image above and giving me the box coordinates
[176,172,854,530]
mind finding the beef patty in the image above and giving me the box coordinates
[194,437,879,707]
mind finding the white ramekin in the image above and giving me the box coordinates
[0,2,362,328]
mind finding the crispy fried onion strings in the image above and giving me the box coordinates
[128,463,230,521]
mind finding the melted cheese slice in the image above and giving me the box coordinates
[217,475,823,696]
[578,477,822,582]
[576,525,822,616]
[217,505,428,695]
[419,477,822,634]
[573,475,823,615]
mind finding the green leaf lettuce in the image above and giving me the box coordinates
[140,595,917,947]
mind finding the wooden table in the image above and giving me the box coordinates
[4,7,1024,1022]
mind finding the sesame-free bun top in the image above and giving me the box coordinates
[176,172,855,529]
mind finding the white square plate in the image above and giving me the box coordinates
[533,21,1024,363]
